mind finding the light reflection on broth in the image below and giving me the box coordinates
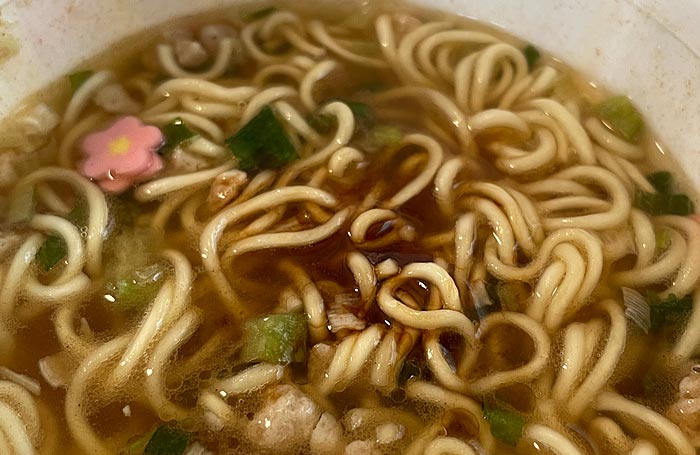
[0,2,699,455]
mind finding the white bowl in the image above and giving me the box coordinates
[1,0,699,188]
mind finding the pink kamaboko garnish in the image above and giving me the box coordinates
[80,116,164,193]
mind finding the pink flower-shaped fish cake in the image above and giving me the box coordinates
[79,116,165,193]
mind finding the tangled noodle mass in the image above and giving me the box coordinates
[0,4,699,454]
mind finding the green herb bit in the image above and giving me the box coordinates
[646,171,673,194]
[160,117,197,155]
[68,70,94,93]
[647,292,693,334]
[225,105,298,172]
[67,202,88,228]
[483,404,525,447]
[523,45,540,69]
[634,191,694,216]
[368,125,403,149]
[35,235,67,272]
[106,264,164,313]
[245,6,277,21]
[143,425,189,455]
[595,95,644,142]
[240,313,308,365]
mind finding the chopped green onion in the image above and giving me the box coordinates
[106,264,164,313]
[68,70,94,93]
[225,105,298,172]
[646,171,673,194]
[240,313,308,365]
[5,184,34,223]
[634,191,694,216]
[368,125,403,149]
[647,292,693,334]
[523,45,540,69]
[160,118,197,155]
[595,95,644,142]
[483,404,525,447]
[143,425,189,455]
[35,235,67,272]
[636,172,694,216]
[245,6,277,21]
[67,202,88,228]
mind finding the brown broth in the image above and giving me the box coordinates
[0,2,699,454]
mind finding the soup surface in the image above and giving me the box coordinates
[0,2,699,454]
